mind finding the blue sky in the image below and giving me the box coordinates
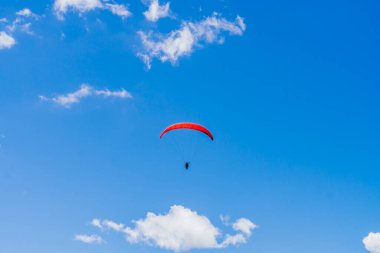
[0,0,380,252]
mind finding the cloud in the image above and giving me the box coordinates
[0,9,39,50]
[74,234,105,244]
[143,0,170,22]
[6,19,21,33]
[364,233,380,253]
[104,3,132,19]
[124,205,220,251]
[53,0,103,19]
[0,134,5,150]
[137,13,246,69]
[220,215,230,225]
[91,218,126,232]
[39,84,132,108]
[16,8,40,19]
[53,0,131,20]
[220,233,247,247]
[94,88,132,98]
[91,218,103,229]
[88,205,257,252]
[18,23,34,35]
[4,8,40,36]
[40,84,93,107]
[0,31,16,49]
[16,8,33,17]
[232,218,257,236]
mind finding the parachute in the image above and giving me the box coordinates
[160,122,214,169]
[160,122,214,141]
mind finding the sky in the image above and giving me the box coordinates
[0,0,380,252]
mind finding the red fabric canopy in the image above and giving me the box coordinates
[160,122,214,141]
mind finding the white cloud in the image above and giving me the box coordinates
[0,31,16,49]
[143,0,170,22]
[95,88,132,98]
[16,8,39,19]
[104,3,132,19]
[53,0,131,20]
[5,8,39,35]
[0,8,40,50]
[90,218,132,232]
[124,205,220,251]
[91,218,103,229]
[102,220,126,232]
[220,233,247,247]
[53,0,103,19]
[89,205,257,252]
[74,234,105,244]
[16,8,33,17]
[137,13,246,69]
[232,218,257,236]
[364,232,380,253]
[236,16,246,31]
[40,84,92,107]
[39,84,132,108]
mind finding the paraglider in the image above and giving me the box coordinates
[160,122,214,140]
[160,122,214,170]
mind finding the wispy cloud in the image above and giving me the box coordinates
[104,3,132,19]
[3,9,39,38]
[83,205,256,252]
[0,3,246,71]
[91,218,126,232]
[364,232,380,253]
[39,84,132,108]
[0,134,5,150]
[1,3,246,66]
[220,233,247,247]
[137,13,246,69]
[16,8,40,19]
[143,0,171,22]
[94,88,131,98]
[74,234,105,244]
[53,0,131,20]
[219,214,230,225]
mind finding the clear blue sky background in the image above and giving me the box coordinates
[0,0,379,252]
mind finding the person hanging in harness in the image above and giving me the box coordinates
[185,161,190,170]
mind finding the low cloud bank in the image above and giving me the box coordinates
[77,205,257,251]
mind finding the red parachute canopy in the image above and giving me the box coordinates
[160,122,214,141]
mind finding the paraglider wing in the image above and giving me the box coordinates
[160,122,214,141]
